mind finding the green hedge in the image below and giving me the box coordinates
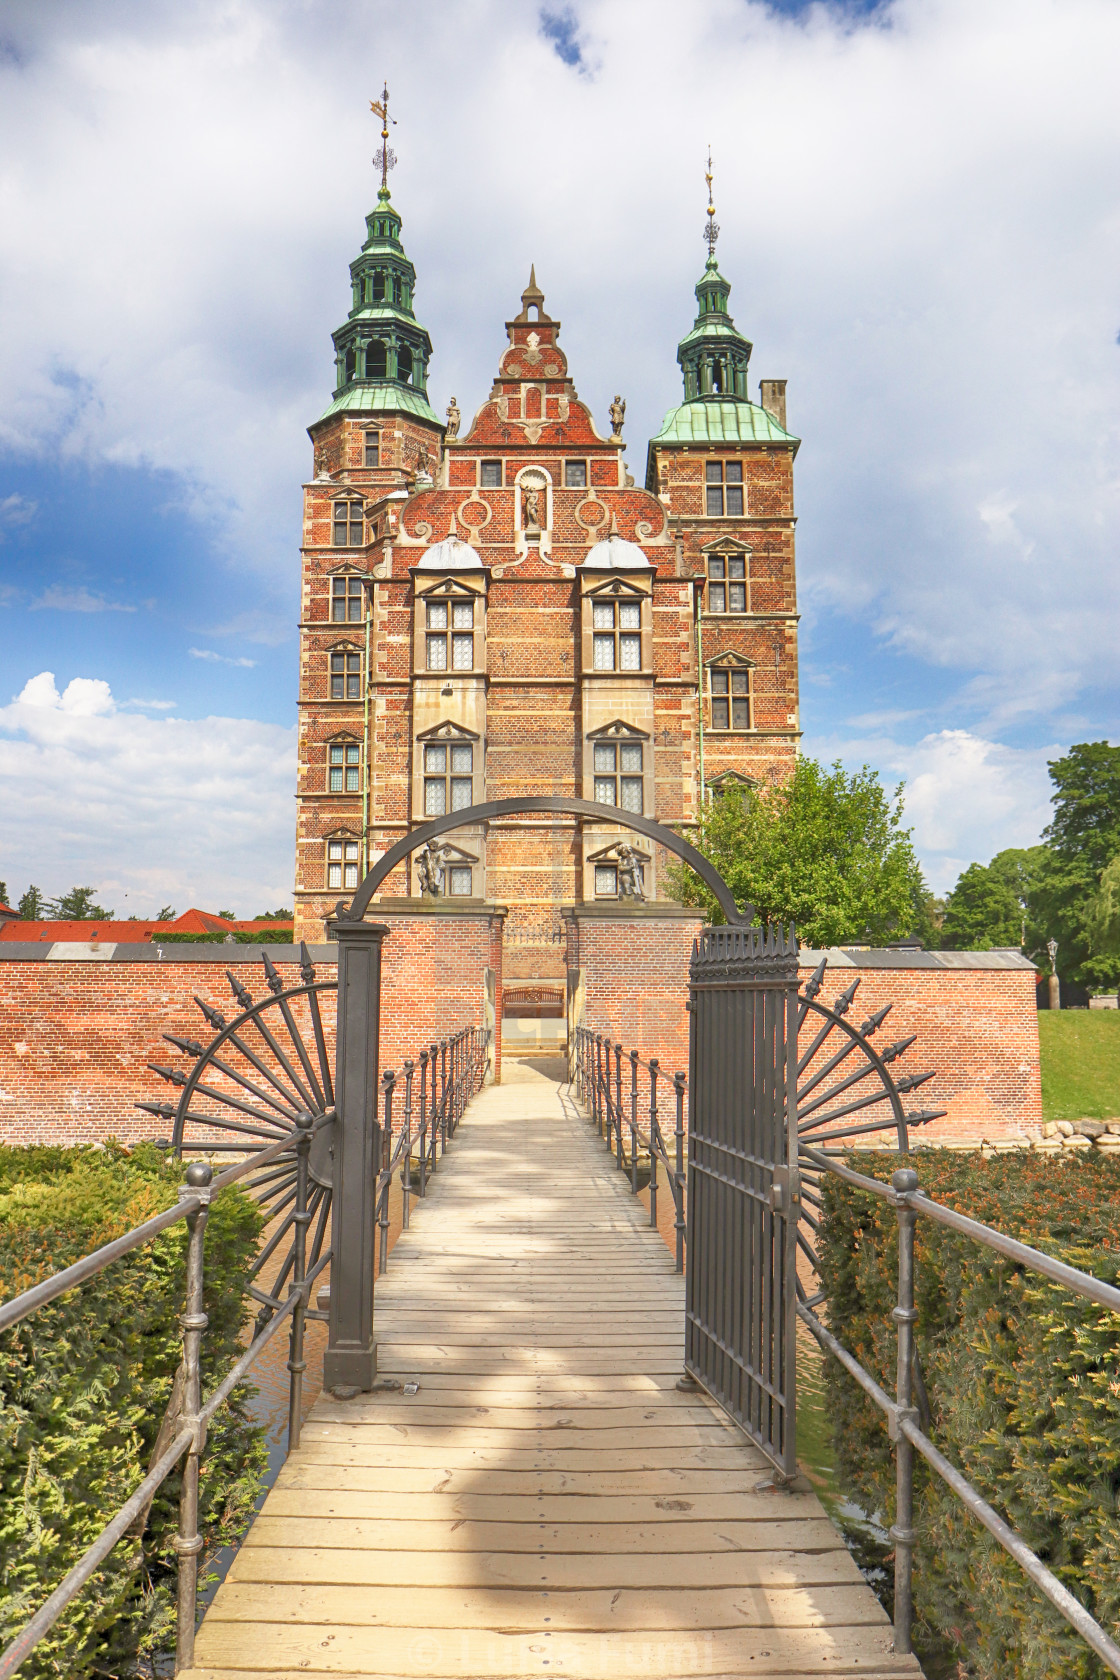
[819,1151,1120,1678]
[0,1143,267,1678]
[151,929,294,944]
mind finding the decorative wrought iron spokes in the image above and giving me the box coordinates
[138,945,337,1325]
[794,956,945,1301]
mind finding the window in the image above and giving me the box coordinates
[366,340,388,377]
[591,599,642,671]
[398,346,413,384]
[331,576,364,622]
[425,598,474,671]
[706,554,748,614]
[328,742,361,793]
[594,864,618,896]
[564,460,587,488]
[326,838,360,891]
[704,460,744,517]
[593,740,643,813]
[449,866,473,897]
[330,651,361,700]
[363,431,379,468]
[480,461,502,488]
[423,742,473,815]
[332,500,365,546]
[711,668,751,731]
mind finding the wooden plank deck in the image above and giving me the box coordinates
[187,1063,920,1679]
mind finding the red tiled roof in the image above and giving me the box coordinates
[0,907,293,943]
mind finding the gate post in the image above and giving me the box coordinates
[685,922,800,1482]
[325,918,389,1394]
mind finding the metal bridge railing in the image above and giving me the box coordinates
[570,1025,688,1272]
[798,1147,1120,1676]
[0,1022,490,1680]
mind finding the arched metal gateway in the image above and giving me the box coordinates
[151,797,939,1480]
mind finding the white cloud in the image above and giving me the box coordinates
[30,583,138,613]
[0,492,37,532]
[805,724,1057,893]
[189,647,256,668]
[124,697,177,710]
[0,672,295,914]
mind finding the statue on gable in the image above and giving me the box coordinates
[609,395,626,441]
[445,397,461,439]
[417,840,452,898]
[522,484,542,533]
[616,843,645,901]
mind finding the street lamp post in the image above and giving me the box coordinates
[1047,937,1060,1012]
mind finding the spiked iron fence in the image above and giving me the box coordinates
[571,1026,687,1272]
[0,954,490,1680]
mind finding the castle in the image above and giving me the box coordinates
[293,158,801,978]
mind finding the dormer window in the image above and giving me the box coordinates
[332,501,365,546]
[331,576,364,622]
[705,461,744,517]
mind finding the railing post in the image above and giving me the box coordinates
[614,1043,624,1169]
[400,1060,415,1228]
[417,1050,429,1197]
[378,1072,394,1276]
[325,917,389,1394]
[440,1039,449,1150]
[428,1043,440,1167]
[287,1114,313,1454]
[629,1049,640,1194]
[648,1059,659,1223]
[891,1166,920,1657]
[174,1160,212,1673]
[673,1072,687,1273]
[594,1034,603,1135]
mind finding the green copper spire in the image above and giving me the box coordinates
[316,89,439,426]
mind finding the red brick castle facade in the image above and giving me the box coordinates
[293,177,801,948]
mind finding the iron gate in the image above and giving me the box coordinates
[685,922,801,1480]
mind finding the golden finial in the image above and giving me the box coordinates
[370,82,397,191]
[704,146,720,257]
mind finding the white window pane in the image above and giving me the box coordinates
[709,583,726,613]
[594,866,617,896]
[732,698,750,729]
[449,866,473,896]
[329,768,343,791]
[329,746,344,764]
[425,778,446,815]
[712,699,730,729]
[593,743,616,773]
[592,602,614,629]
[593,634,615,670]
[426,602,448,630]
[620,742,643,773]
[729,583,746,612]
[619,634,641,670]
[345,768,360,791]
[344,842,360,860]
[620,777,643,813]
[594,777,616,805]
[344,863,358,888]
[726,486,744,516]
[424,744,446,773]
[618,602,640,630]
[451,600,473,629]
[328,841,343,859]
[327,863,341,889]
[345,746,360,764]
[728,556,746,579]
[452,633,473,669]
[450,744,473,773]
[706,486,723,516]
[450,777,473,810]
[426,635,447,670]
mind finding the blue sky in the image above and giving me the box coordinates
[1,0,1118,913]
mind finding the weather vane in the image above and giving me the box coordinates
[704,146,720,257]
[370,82,397,191]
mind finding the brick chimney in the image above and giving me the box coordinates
[759,379,787,430]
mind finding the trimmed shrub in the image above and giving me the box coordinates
[0,1143,267,1678]
[151,930,294,944]
[819,1150,1120,1678]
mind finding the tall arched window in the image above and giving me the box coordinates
[344,347,356,381]
[398,345,413,384]
[367,340,387,378]
[372,272,386,302]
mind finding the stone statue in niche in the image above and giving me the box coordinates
[609,395,626,440]
[445,397,461,439]
[522,485,542,533]
[417,841,452,898]
[616,843,645,901]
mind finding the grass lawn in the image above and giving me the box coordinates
[1039,1010,1120,1119]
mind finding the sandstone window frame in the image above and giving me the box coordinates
[413,577,486,677]
[585,720,651,818]
[414,720,482,825]
[704,459,745,518]
[707,654,755,733]
[330,572,366,624]
[363,430,380,468]
[480,460,502,487]
[328,642,363,700]
[326,733,362,794]
[564,459,588,489]
[325,832,361,891]
[580,576,652,676]
[332,498,366,547]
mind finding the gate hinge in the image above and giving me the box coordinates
[769,1166,800,1213]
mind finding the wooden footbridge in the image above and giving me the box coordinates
[185,1066,915,1679]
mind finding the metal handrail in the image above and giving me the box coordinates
[0,1022,492,1680]
[570,1025,688,1272]
[799,1154,1120,1675]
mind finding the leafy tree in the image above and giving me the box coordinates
[154,905,176,921]
[1033,741,1120,988]
[217,909,237,921]
[668,757,929,946]
[47,886,114,919]
[941,846,1047,952]
[16,885,45,920]
[0,881,7,907]
[254,907,293,921]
